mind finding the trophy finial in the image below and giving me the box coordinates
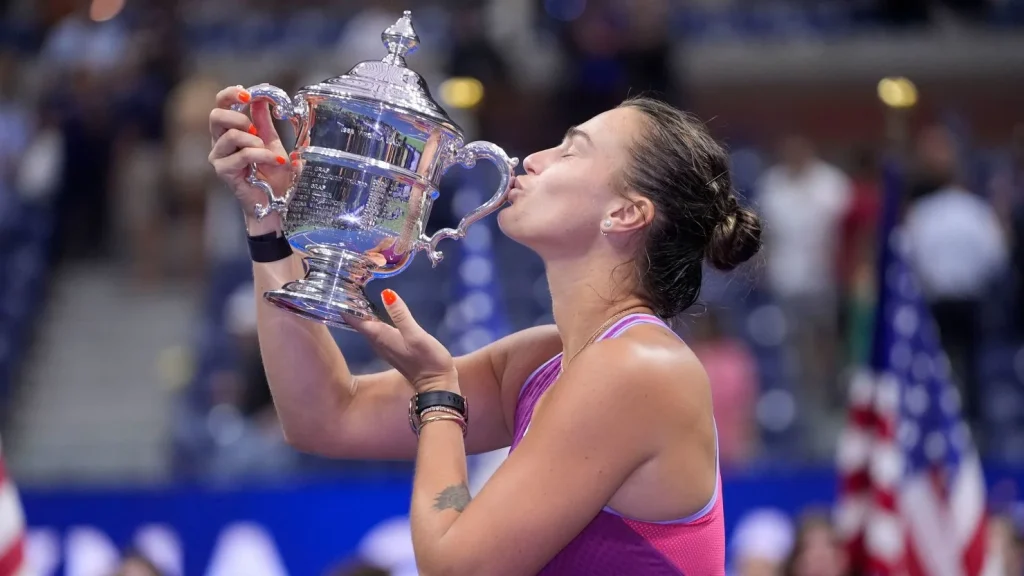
[381,10,419,66]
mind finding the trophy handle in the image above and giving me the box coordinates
[230,83,308,221]
[420,141,518,266]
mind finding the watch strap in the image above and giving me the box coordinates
[247,231,293,263]
[414,391,468,422]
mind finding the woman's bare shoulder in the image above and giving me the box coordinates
[568,327,712,422]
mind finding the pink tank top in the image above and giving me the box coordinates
[510,314,726,575]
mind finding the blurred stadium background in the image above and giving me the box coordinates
[1,0,1024,574]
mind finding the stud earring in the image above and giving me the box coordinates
[601,219,612,236]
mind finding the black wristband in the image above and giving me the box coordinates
[247,231,293,263]
[414,390,468,421]
[408,390,469,436]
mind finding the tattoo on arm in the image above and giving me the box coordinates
[433,483,471,513]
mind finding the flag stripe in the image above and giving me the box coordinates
[0,534,24,576]
[962,517,987,576]
[0,481,25,558]
[0,439,26,576]
[902,477,965,576]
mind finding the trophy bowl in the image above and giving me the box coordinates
[232,10,517,331]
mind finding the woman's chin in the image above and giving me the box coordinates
[496,207,523,240]
[496,207,513,232]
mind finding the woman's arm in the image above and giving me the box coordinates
[253,243,559,459]
[210,84,563,461]
[408,336,711,576]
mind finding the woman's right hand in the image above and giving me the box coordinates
[208,85,295,228]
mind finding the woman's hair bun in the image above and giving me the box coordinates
[705,201,763,271]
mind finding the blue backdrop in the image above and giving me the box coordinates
[19,465,1024,575]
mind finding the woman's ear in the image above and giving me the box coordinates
[606,195,655,234]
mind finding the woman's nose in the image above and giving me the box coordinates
[523,151,541,175]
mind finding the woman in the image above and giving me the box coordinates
[209,87,762,575]
[782,511,850,576]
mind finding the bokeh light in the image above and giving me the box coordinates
[439,77,484,109]
[876,76,919,109]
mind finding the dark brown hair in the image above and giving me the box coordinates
[617,96,763,318]
[782,508,853,576]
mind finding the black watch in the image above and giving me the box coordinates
[408,390,469,433]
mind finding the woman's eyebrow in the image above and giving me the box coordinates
[564,125,594,148]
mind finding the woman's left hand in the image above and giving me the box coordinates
[349,289,459,393]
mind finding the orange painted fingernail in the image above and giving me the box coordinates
[238,90,251,103]
[290,151,299,159]
[382,289,397,306]
[276,156,286,165]
[247,124,258,135]
[292,160,300,167]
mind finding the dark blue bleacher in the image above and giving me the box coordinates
[0,197,55,415]
[134,1,1024,59]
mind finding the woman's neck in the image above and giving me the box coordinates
[545,255,651,364]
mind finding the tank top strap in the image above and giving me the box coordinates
[513,314,673,448]
[512,354,562,446]
[597,313,673,342]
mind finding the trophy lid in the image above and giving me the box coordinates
[307,11,458,131]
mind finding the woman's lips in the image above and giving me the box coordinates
[507,177,523,202]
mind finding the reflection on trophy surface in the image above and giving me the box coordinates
[231,10,517,331]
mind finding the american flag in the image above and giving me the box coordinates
[835,162,990,576]
[0,437,27,576]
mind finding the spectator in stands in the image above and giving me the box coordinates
[204,284,297,481]
[838,148,881,367]
[335,0,409,66]
[618,0,683,106]
[757,135,852,444]
[49,67,117,260]
[986,512,1024,576]
[38,0,128,78]
[0,50,32,221]
[903,124,1008,425]
[168,73,232,280]
[690,310,760,466]
[111,20,181,285]
[992,124,1024,340]
[37,1,134,262]
[729,508,795,576]
[782,510,849,576]
[113,549,163,576]
[14,101,63,207]
[554,1,627,129]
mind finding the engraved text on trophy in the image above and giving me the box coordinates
[287,161,411,236]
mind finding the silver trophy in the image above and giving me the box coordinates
[232,11,517,330]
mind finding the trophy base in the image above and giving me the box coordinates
[263,244,381,332]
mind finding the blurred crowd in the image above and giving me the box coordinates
[1,0,1023,471]
[1,1,1024,573]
